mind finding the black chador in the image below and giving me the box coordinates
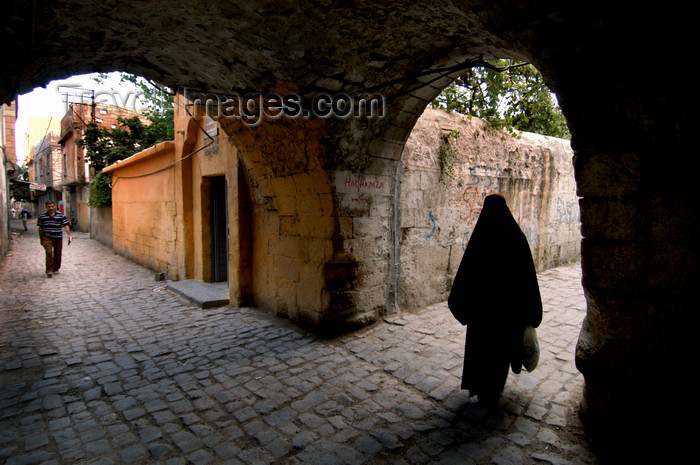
[448,194,542,400]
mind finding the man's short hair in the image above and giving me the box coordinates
[45,201,55,206]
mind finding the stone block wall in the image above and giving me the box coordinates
[219,116,338,329]
[89,206,113,248]
[397,108,580,310]
[332,168,396,320]
[112,198,178,277]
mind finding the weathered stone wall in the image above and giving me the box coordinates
[397,108,579,310]
[327,108,579,317]
[219,116,338,330]
[332,167,396,321]
[89,206,113,248]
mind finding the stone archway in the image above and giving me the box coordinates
[2,1,695,458]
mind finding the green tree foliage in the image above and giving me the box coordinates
[78,115,172,206]
[87,172,113,207]
[10,165,31,202]
[431,60,570,139]
[78,73,174,206]
[78,116,171,172]
[97,73,175,139]
[11,185,31,202]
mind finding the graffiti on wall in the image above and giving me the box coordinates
[425,210,436,239]
[465,165,503,189]
[345,176,386,204]
[554,197,580,224]
[419,164,542,249]
[344,176,386,190]
[336,171,391,208]
[462,165,537,248]
[351,193,372,204]
[422,165,579,252]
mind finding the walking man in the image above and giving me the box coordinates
[37,201,71,278]
[21,207,29,231]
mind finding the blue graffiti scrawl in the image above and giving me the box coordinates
[521,226,538,246]
[555,197,580,224]
[426,210,436,239]
[461,231,470,250]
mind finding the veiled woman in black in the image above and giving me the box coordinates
[448,194,542,403]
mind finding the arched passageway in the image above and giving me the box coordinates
[2,1,694,458]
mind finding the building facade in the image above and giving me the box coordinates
[58,102,145,232]
[1,101,17,255]
[29,132,62,212]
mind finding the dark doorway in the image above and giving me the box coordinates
[210,176,228,282]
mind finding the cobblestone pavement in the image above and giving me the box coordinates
[1,220,599,464]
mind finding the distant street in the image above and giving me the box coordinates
[1,219,598,464]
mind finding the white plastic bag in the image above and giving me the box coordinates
[522,325,540,372]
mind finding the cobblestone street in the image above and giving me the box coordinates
[1,220,598,464]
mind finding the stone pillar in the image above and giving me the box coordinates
[173,95,197,280]
[219,115,348,331]
[572,120,697,458]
